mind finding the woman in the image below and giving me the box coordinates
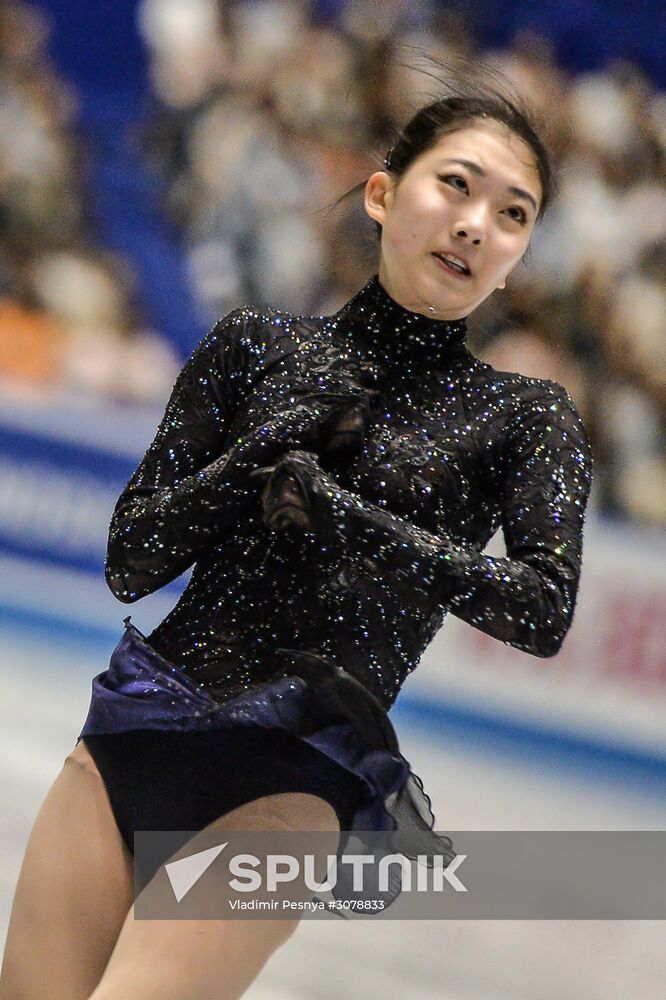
[1,86,593,999]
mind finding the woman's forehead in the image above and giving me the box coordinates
[424,122,540,177]
[416,122,542,200]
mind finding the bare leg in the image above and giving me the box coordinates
[89,791,341,1000]
[0,742,133,1000]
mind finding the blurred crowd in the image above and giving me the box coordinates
[1,0,664,525]
[0,0,179,403]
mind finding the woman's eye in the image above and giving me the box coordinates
[438,174,468,192]
[438,175,529,225]
[504,206,528,225]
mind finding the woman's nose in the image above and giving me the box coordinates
[452,213,485,245]
[455,228,482,245]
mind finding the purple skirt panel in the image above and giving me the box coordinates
[78,617,454,913]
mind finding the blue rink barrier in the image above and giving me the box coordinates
[3,593,666,803]
[0,424,131,575]
[392,695,666,803]
[4,393,666,799]
[0,393,185,597]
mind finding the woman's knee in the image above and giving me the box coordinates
[89,913,303,1000]
[271,914,301,955]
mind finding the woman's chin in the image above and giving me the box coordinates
[418,275,481,319]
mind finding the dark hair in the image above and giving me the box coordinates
[320,51,558,247]
[383,97,553,213]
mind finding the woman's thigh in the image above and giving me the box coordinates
[90,791,341,1000]
[0,741,134,1000]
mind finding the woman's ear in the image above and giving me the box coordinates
[364,172,393,228]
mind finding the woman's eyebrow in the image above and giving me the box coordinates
[437,157,538,213]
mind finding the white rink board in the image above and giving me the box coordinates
[3,619,666,1000]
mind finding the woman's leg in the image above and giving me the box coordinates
[89,791,341,1000]
[0,741,134,1000]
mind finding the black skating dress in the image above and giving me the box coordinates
[78,273,593,911]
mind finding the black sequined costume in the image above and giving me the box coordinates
[79,273,593,909]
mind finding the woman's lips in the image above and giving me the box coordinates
[431,253,473,281]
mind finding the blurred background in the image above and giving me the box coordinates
[1,1,665,997]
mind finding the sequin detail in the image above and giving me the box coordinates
[102,273,593,708]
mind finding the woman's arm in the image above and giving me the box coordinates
[266,385,594,658]
[105,310,377,603]
[105,308,277,603]
[439,386,594,656]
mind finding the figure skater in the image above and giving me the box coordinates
[1,75,593,999]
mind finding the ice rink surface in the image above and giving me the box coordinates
[2,615,666,1000]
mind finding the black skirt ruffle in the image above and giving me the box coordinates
[79,619,455,916]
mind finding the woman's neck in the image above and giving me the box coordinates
[332,273,469,371]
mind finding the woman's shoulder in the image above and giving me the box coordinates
[473,357,578,412]
[221,301,330,344]
[195,302,311,382]
[210,302,298,349]
[471,360,590,462]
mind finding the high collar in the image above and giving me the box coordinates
[332,273,469,371]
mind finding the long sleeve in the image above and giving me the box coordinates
[441,386,594,656]
[105,308,269,603]
[280,385,593,658]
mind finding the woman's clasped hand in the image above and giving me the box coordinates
[249,399,373,535]
[240,394,377,534]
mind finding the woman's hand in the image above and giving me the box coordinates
[252,450,317,532]
[222,388,379,522]
[249,448,338,535]
[318,401,373,459]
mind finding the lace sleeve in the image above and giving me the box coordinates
[105,308,270,602]
[278,385,593,658]
[442,385,594,656]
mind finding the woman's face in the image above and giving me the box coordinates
[364,120,543,320]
